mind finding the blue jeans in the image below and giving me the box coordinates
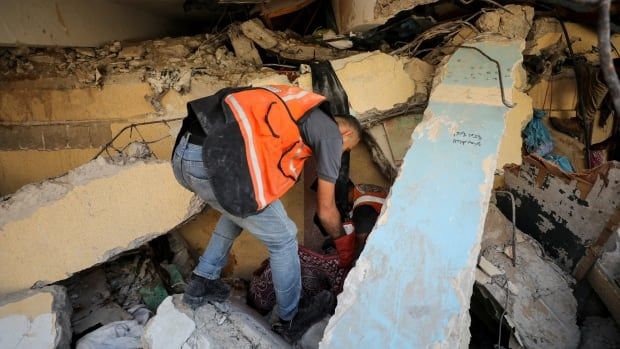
[172,134,301,320]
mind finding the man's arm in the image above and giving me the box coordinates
[316,178,344,240]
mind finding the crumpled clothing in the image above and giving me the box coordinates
[248,246,348,315]
[523,109,574,172]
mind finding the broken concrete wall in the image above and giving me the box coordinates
[0,33,267,194]
[0,286,72,348]
[500,156,620,272]
[321,38,524,348]
[0,157,203,294]
[477,205,579,349]
[297,51,432,119]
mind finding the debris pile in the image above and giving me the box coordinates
[475,205,580,349]
[143,296,290,349]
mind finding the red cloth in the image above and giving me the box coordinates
[248,246,349,314]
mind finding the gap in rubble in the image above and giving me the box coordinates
[55,232,201,346]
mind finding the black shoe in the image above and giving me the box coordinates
[182,273,230,308]
[272,290,336,343]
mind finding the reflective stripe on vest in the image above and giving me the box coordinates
[222,85,327,211]
[353,194,386,212]
[225,94,268,208]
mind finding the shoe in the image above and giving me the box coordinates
[272,290,336,343]
[182,273,230,308]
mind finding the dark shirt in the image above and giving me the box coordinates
[299,108,343,183]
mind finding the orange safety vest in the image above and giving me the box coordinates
[183,85,330,217]
[350,184,388,215]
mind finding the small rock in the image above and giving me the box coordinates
[215,46,228,62]
[186,39,202,49]
[118,45,145,60]
[172,68,192,94]
[109,41,122,53]
[75,47,96,57]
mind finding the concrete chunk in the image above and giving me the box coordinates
[320,39,524,348]
[478,206,579,349]
[0,158,203,295]
[144,295,290,349]
[0,286,72,349]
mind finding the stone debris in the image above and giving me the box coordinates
[228,25,262,65]
[240,19,352,62]
[477,205,580,349]
[475,5,535,40]
[0,286,72,349]
[143,295,290,349]
[0,157,204,294]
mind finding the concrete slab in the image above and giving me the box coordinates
[320,38,524,348]
[0,157,203,295]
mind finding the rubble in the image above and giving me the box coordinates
[0,157,203,294]
[321,38,525,348]
[228,25,262,65]
[240,19,351,61]
[332,0,439,33]
[475,5,535,40]
[476,205,580,349]
[0,286,72,349]
[524,18,620,61]
[143,295,290,349]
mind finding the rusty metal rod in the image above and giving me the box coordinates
[496,190,517,267]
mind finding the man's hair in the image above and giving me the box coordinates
[334,114,363,139]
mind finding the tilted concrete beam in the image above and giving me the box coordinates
[0,158,203,295]
[321,38,525,348]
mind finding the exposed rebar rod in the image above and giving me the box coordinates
[92,117,184,160]
[496,190,517,267]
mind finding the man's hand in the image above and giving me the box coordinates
[316,178,344,239]
[334,222,356,268]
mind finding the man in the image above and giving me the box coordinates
[171,85,362,341]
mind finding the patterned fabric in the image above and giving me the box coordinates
[248,246,349,314]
